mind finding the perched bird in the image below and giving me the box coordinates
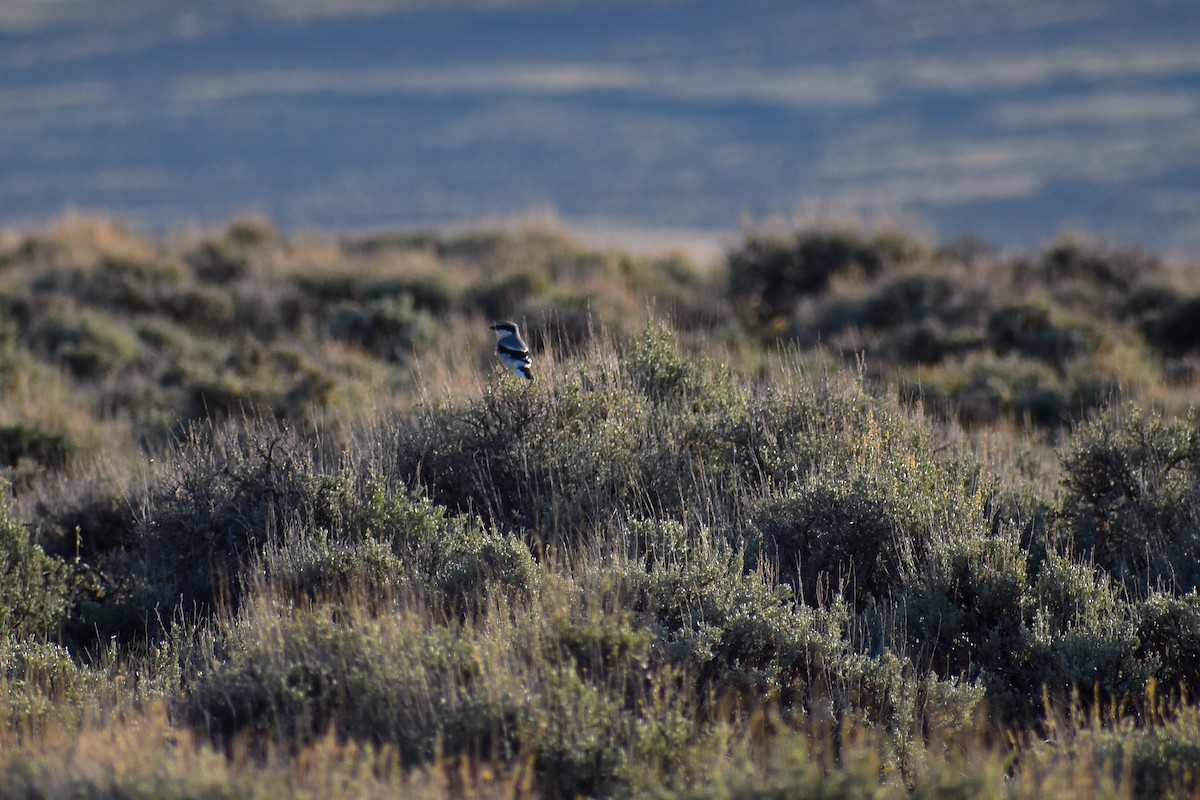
[490,320,533,380]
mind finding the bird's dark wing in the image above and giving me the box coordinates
[498,343,530,358]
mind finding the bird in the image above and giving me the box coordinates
[489,320,533,380]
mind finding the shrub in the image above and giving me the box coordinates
[393,376,557,529]
[23,310,142,379]
[0,423,73,471]
[291,271,366,305]
[0,481,69,638]
[467,271,548,320]
[987,304,1086,369]
[230,289,306,343]
[27,469,134,560]
[328,295,433,360]
[1143,295,1200,357]
[753,476,924,608]
[350,485,539,613]
[1122,283,1180,322]
[338,231,435,256]
[860,273,954,330]
[521,664,629,798]
[749,397,990,608]
[128,423,361,617]
[874,319,964,364]
[1057,407,1200,596]
[1134,593,1200,694]
[184,606,514,763]
[432,229,510,261]
[363,272,461,315]
[954,546,1144,721]
[1032,551,1121,636]
[180,349,334,425]
[224,216,275,248]
[186,239,250,284]
[903,526,1029,683]
[915,355,1101,429]
[604,519,827,697]
[11,214,1200,798]
[394,325,751,534]
[624,324,734,411]
[82,254,185,313]
[182,372,288,423]
[158,286,235,334]
[591,519,982,777]
[1084,708,1200,800]
[0,639,96,731]
[124,417,537,626]
[1037,236,1159,291]
[728,227,922,324]
[0,752,258,800]
[935,234,998,268]
[257,526,406,603]
[186,586,685,799]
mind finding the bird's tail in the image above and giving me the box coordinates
[519,366,533,380]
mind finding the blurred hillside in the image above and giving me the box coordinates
[2,0,1200,254]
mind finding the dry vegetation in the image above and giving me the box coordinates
[2,211,1200,797]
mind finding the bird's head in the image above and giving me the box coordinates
[490,321,518,335]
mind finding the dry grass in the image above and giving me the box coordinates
[0,701,540,800]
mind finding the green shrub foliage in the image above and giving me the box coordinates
[729,228,921,323]
[184,608,507,760]
[0,423,73,471]
[129,423,361,616]
[186,240,250,285]
[0,482,69,638]
[1144,295,1200,357]
[328,294,433,360]
[1058,407,1200,596]
[24,310,142,379]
